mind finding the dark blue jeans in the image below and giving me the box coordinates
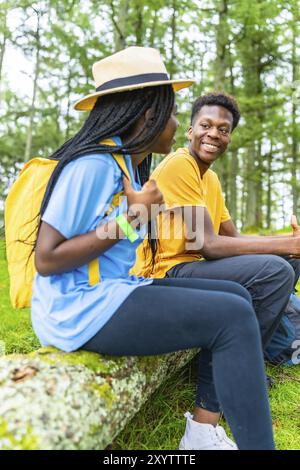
[82,277,275,450]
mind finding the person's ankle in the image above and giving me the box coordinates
[192,407,220,426]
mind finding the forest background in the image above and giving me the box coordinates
[1,0,300,450]
[0,0,300,231]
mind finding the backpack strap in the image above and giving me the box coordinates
[111,153,131,181]
[88,138,133,286]
[100,138,132,181]
[88,258,101,286]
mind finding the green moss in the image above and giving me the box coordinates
[28,347,113,375]
[136,350,198,383]
[90,382,115,409]
[27,346,135,378]
[89,423,102,436]
[136,355,164,379]
[0,418,39,450]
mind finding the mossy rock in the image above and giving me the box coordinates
[0,346,198,449]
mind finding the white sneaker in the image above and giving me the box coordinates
[179,411,238,450]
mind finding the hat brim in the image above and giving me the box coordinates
[73,79,196,111]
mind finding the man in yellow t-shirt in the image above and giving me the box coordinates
[134,146,231,278]
[134,92,300,354]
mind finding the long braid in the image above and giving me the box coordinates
[34,85,174,258]
[138,154,159,271]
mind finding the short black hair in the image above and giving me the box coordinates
[191,92,240,131]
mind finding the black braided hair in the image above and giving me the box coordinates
[138,153,159,271]
[31,84,174,270]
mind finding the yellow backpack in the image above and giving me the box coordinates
[4,140,132,309]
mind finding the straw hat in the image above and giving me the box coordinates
[74,46,195,111]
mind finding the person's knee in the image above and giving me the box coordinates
[220,294,259,334]
[213,294,261,350]
[268,255,295,290]
[226,282,252,304]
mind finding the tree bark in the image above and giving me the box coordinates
[266,142,273,230]
[24,9,41,163]
[0,8,8,108]
[110,0,129,51]
[169,0,177,79]
[0,346,198,450]
[291,13,299,215]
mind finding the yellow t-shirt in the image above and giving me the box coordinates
[132,147,231,278]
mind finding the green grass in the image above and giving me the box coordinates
[0,242,40,354]
[111,358,300,450]
[0,239,300,449]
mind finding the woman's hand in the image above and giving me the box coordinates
[123,177,165,223]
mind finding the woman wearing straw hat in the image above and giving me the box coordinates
[32,46,275,450]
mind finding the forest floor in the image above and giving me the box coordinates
[0,239,299,450]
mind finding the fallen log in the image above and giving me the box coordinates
[0,346,198,450]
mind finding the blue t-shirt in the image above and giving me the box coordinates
[31,137,152,352]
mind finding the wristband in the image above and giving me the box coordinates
[116,213,139,243]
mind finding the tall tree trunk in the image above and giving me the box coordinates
[110,0,129,51]
[227,43,238,223]
[214,0,228,90]
[243,37,264,230]
[134,0,143,45]
[169,0,177,79]
[65,64,72,141]
[149,9,158,47]
[240,165,246,229]
[255,139,263,228]
[291,14,299,215]
[266,142,273,229]
[229,150,238,222]
[0,9,8,108]
[245,143,257,228]
[24,10,41,162]
[212,0,230,209]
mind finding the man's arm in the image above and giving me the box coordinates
[186,206,300,259]
[219,219,240,237]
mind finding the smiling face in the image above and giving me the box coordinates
[187,105,233,168]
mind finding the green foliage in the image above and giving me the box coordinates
[1,0,299,230]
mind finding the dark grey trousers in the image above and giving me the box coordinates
[166,254,300,349]
[166,254,300,415]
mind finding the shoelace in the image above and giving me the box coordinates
[215,426,236,447]
[215,426,226,441]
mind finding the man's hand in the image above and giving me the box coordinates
[289,215,300,258]
[291,215,300,237]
